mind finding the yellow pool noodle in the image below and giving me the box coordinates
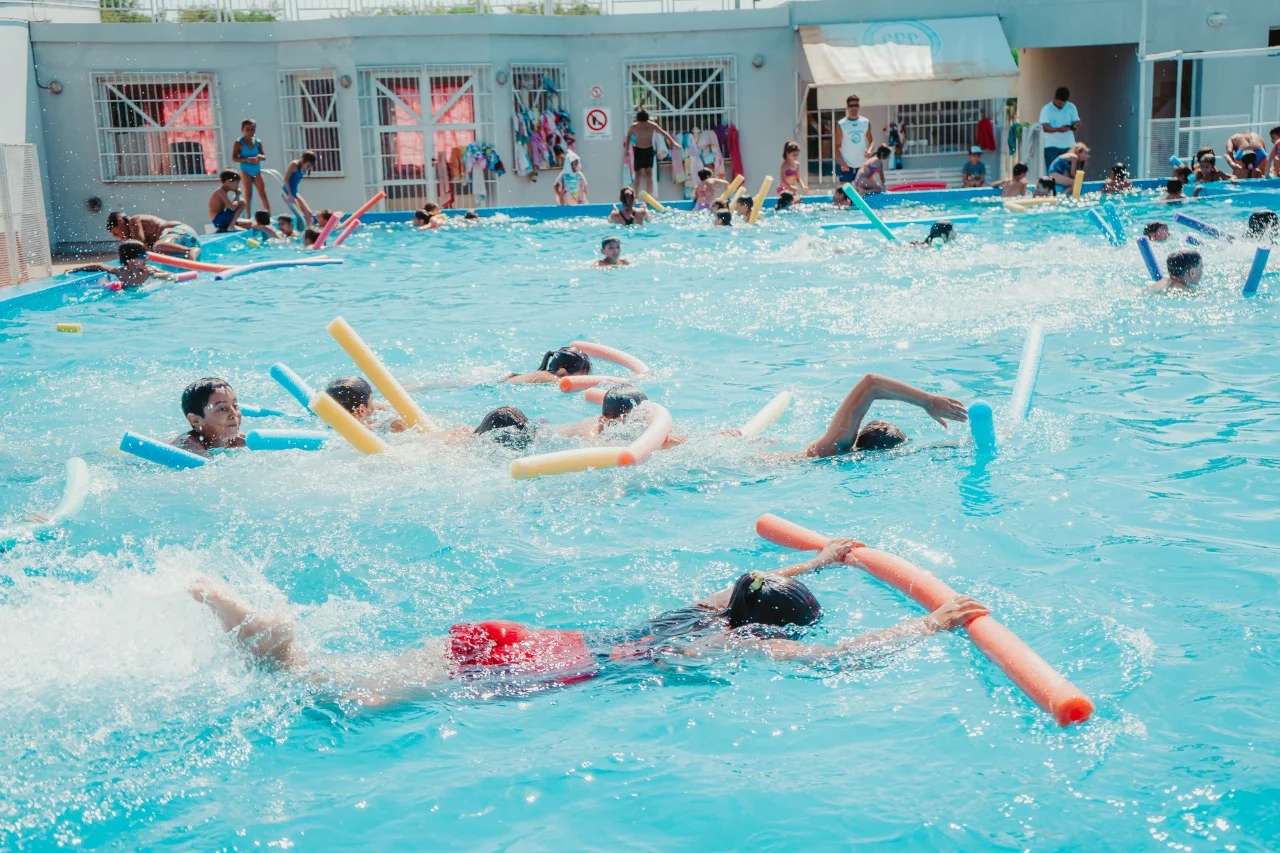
[326,317,434,432]
[740,391,793,440]
[747,176,773,225]
[717,174,745,203]
[639,190,666,212]
[1017,197,1062,206]
[1003,201,1027,213]
[308,392,387,454]
[510,446,624,480]
[1072,168,1085,198]
[730,186,747,205]
[56,323,82,333]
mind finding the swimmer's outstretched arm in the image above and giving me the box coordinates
[695,539,863,610]
[806,373,967,458]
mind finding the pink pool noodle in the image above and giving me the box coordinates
[617,403,672,466]
[559,375,627,393]
[147,253,231,273]
[569,340,649,374]
[309,211,344,251]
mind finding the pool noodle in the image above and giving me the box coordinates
[617,403,672,466]
[1101,200,1126,243]
[270,362,318,416]
[1169,155,1186,168]
[568,341,649,374]
[1013,197,1062,207]
[309,211,343,251]
[717,174,744,203]
[120,432,207,469]
[307,392,387,454]
[1002,201,1027,214]
[559,375,626,392]
[746,176,773,225]
[1173,211,1233,241]
[968,400,996,456]
[1086,209,1119,245]
[821,214,979,232]
[739,391,793,440]
[330,218,361,247]
[640,191,666,212]
[1071,168,1085,198]
[332,191,387,245]
[0,457,90,550]
[583,387,607,405]
[1010,322,1044,421]
[327,316,434,431]
[753,513,1095,727]
[840,183,897,242]
[1136,236,1162,281]
[147,253,232,273]
[1242,246,1271,296]
[239,404,289,418]
[214,258,343,281]
[245,429,328,451]
[510,446,623,480]
[175,271,198,282]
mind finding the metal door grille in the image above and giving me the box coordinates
[888,99,999,157]
[279,70,343,176]
[624,57,736,175]
[91,71,223,181]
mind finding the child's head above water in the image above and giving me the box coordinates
[537,346,591,376]
[1111,162,1129,179]
[735,196,753,215]
[254,210,271,226]
[118,239,147,265]
[413,209,431,226]
[601,385,647,422]
[1246,210,1279,241]
[924,220,953,245]
[1012,163,1029,178]
[325,375,374,418]
[474,405,533,450]
[600,236,622,262]
[303,227,320,247]
[775,191,795,212]
[1165,178,1185,197]
[855,419,907,451]
[1172,165,1193,183]
[725,572,822,629]
[181,377,241,445]
[276,215,294,235]
[1166,250,1203,284]
[1144,221,1170,242]
[1036,177,1056,194]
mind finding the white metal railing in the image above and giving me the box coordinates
[97,0,755,19]
[1144,114,1275,178]
[0,144,53,289]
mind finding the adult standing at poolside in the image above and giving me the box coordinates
[1038,87,1081,173]
[624,110,677,200]
[835,94,873,185]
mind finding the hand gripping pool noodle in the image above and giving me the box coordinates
[214,258,344,281]
[270,362,319,416]
[1086,209,1118,245]
[308,392,387,454]
[309,211,343,251]
[330,218,361,247]
[968,400,997,456]
[568,341,650,374]
[739,391,793,440]
[1009,323,1045,421]
[841,183,897,242]
[617,403,673,466]
[0,458,90,551]
[510,446,624,480]
[1101,200,1126,244]
[120,432,208,469]
[1172,212,1233,242]
[1136,236,1162,282]
[753,513,1095,727]
[747,176,773,225]
[327,316,434,431]
[1242,246,1271,296]
[717,174,745,203]
[147,253,232,273]
[245,429,328,451]
[639,191,667,212]
[821,214,980,232]
[558,375,627,393]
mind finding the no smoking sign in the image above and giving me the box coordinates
[583,107,611,140]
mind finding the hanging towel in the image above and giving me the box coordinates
[976,116,997,151]
[622,133,635,188]
[723,124,745,185]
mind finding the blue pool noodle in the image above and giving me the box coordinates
[1086,209,1120,246]
[1242,246,1271,296]
[1009,323,1045,421]
[120,432,207,469]
[1169,155,1186,168]
[1173,211,1233,242]
[270,362,318,416]
[1136,236,1162,281]
[239,404,288,418]
[1101,200,1125,244]
[245,429,328,451]
[968,400,997,456]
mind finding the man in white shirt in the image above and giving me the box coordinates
[1038,86,1081,173]
[836,94,873,185]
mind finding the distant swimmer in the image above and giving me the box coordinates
[595,236,629,267]
[555,385,686,449]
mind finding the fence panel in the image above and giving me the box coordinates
[0,144,53,289]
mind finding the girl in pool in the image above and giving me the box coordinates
[777,141,809,200]
[554,152,589,205]
[191,541,988,708]
[504,346,593,384]
[608,187,648,226]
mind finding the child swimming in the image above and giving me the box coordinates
[1151,250,1202,292]
[106,211,201,259]
[173,378,245,455]
[72,239,179,288]
[609,188,648,226]
[596,237,628,267]
[324,376,408,432]
[413,204,447,230]
[1143,221,1170,242]
[991,163,1029,197]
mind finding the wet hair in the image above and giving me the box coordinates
[716,210,733,226]
[619,187,636,205]
[736,195,754,211]
[105,211,127,230]
[783,140,800,156]
[710,200,728,211]
[1054,86,1070,101]
[601,385,647,420]
[1111,163,1129,179]
[424,202,440,215]
[698,168,712,181]
[725,572,822,629]
[1166,178,1184,196]
[1166,250,1202,279]
[1194,147,1214,162]
[602,236,621,249]
[317,209,334,225]
[776,191,795,212]
[855,419,907,451]
[276,215,293,226]
[832,189,852,206]
[464,210,479,220]
[117,239,147,263]
[474,406,532,450]
[875,145,892,159]
[1172,166,1193,182]
[254,210,271,226]
[219,169,239,183]
[241,118,256,130]
[181,377,233,418]
[1012,163,1028,177]
[537,346,591,376]
[636,109,649,123]
[1143,221,1168,237]
[303,227,321,246]
[325,376,373,414]
[300,151,318,165]
[413,209,430,224]
[1037,177,1056,193]
[925,220,954,244]
[1246,210,1278,239]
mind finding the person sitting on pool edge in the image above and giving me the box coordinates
[595,237,629,267]
[72,239,179,288]
[504,346,593,385]
[190,544,990,706]
[1151,250,1202,292]
[325,376,408,432]
[173,377,245,455]
[1143,221,1170,243]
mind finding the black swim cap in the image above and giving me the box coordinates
[726,573,821,629]
[926,221,954,243]
[538,347,592,376]
[474,405,533,450]
[601,385,647,420]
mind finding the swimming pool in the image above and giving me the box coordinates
[2,187,1278,849]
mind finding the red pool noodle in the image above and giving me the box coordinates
[147,253,232,273]
[888,181,947,192]
[330,218,361,247]
[309,211,344,251]
[175,271,197,282]
[558,375,626,392]
[754,513,1095,727]
[332,191,387,246]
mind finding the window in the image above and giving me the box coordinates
[357,65,495,210]
[1269,27,1280,48]
[624,57,737,175]
[279,70,342,176]
[92,72,223,181]
[888,99,1001,157]
[511,63,570,173]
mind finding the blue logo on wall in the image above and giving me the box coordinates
[862,20,943,54]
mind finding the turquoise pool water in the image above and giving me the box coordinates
[1,191,1278,850]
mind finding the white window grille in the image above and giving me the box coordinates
[357,65,496,211]
[624,57,737,174]
[0,144,52,288]
[804,104,844,186]
[91,72,223,182]
[889,99,1000,158]
[511,63,569,173]
[279,70,343,176]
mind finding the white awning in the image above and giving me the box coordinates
[800,17,1019,109]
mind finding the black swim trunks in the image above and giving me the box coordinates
[633,145,656,170]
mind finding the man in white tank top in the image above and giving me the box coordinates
[836,94,873,185]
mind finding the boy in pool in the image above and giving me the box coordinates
[1159,179,1187,203]
[555,386,686,448]
[248,211,280,240]
[908,221,953,248]
[208,170,247,233]
[414,204,447,230]
[1143,221,1170,243]
[173,378,245,455]
[72,239,179,288]
[275,216,295,239]
[991,163,1029,197]
[106,211,201,259]
[1030,177,1056,198]
[324,376,408,432]
[1246,210,1278,242]
[1102,163,1132,193]
[1151,250,1202,292]
[713,206,733,227]
[303,228,321,248]
[595,237,629,267]
[693,169,730,210]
